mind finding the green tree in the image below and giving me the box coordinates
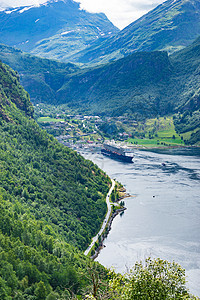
[46,291,60,300]
[109,258,193,299]
[111,192,115,202]
[0,276,12,300]
[34,281,48,300]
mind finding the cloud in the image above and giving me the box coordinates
[75,0,164,29]
[0,0,165,29]
[0,0,46,8]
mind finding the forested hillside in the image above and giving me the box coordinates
[0,44,79,104]
[170,36,200,144]
[57,51,172,116]
[0,61,110,298]
[53,37,200,123]
[1,37,199,121]
[0,61,33,120]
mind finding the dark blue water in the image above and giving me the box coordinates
[82,148,200,297]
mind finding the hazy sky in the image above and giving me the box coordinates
[0,0,165,29]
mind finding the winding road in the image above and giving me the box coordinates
[84,179,116,256]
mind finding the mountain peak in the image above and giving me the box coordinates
[0,0,77,12]
[70,0,200,65]
[0,0,118,56]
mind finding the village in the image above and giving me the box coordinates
[34,103,135,149]
[34,103,184,149]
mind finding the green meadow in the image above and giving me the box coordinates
[128,116,184,147]
[37,116,65,123]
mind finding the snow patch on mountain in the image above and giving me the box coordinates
[0,0,46,11]
[4,8,18,14]
[61,30,75,35]
[19,6,36,13]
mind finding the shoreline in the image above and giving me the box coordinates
[84,179,116,257]
[91,206,126,260]
[89,187,129,260]
[126,144,200,150]
[139,145,200,149]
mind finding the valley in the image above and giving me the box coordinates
[0,0,199,298]
[0,36,199,146]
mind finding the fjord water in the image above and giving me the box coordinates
[82,148,200,296]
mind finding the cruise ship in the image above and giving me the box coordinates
[101,143,133,163]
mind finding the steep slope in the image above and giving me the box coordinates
[0,61,111,297]
[0,59,34,120]
[0,60,111,250]
[57,51,173,117]
[0,0,119,62]
[170,36,200,144]
[0,44,170,113]
[0,37,199,121]
[53,37,199,120]
[170,36,200,112]
[0,44,80,104]
[70,0,200,65]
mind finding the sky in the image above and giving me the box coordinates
[0,0,165,29]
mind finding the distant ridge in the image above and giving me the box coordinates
[0,0,119,62]
[1,0,199,65]
[0,36,199,120]
[69,0,200,65]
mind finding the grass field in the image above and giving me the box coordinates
[37,117,65,123]
[128,138,184,147]
[181,128,200,140]
[128,116,184,147]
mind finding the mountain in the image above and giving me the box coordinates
[70,0,200,65]
[0,37,199,119]
[0,44,172,117]
[170,35,200,112]
[55,37,200,120]
[0,0,199,66]
[0,60,111,298]
[0,37,199,144]
[0,43,79,104]
[57,51,173,117]
[0,59,34,120]
[0,60,195,300]
[0,59,111,250]
[170,36,200,144]
[0,0,119,63]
